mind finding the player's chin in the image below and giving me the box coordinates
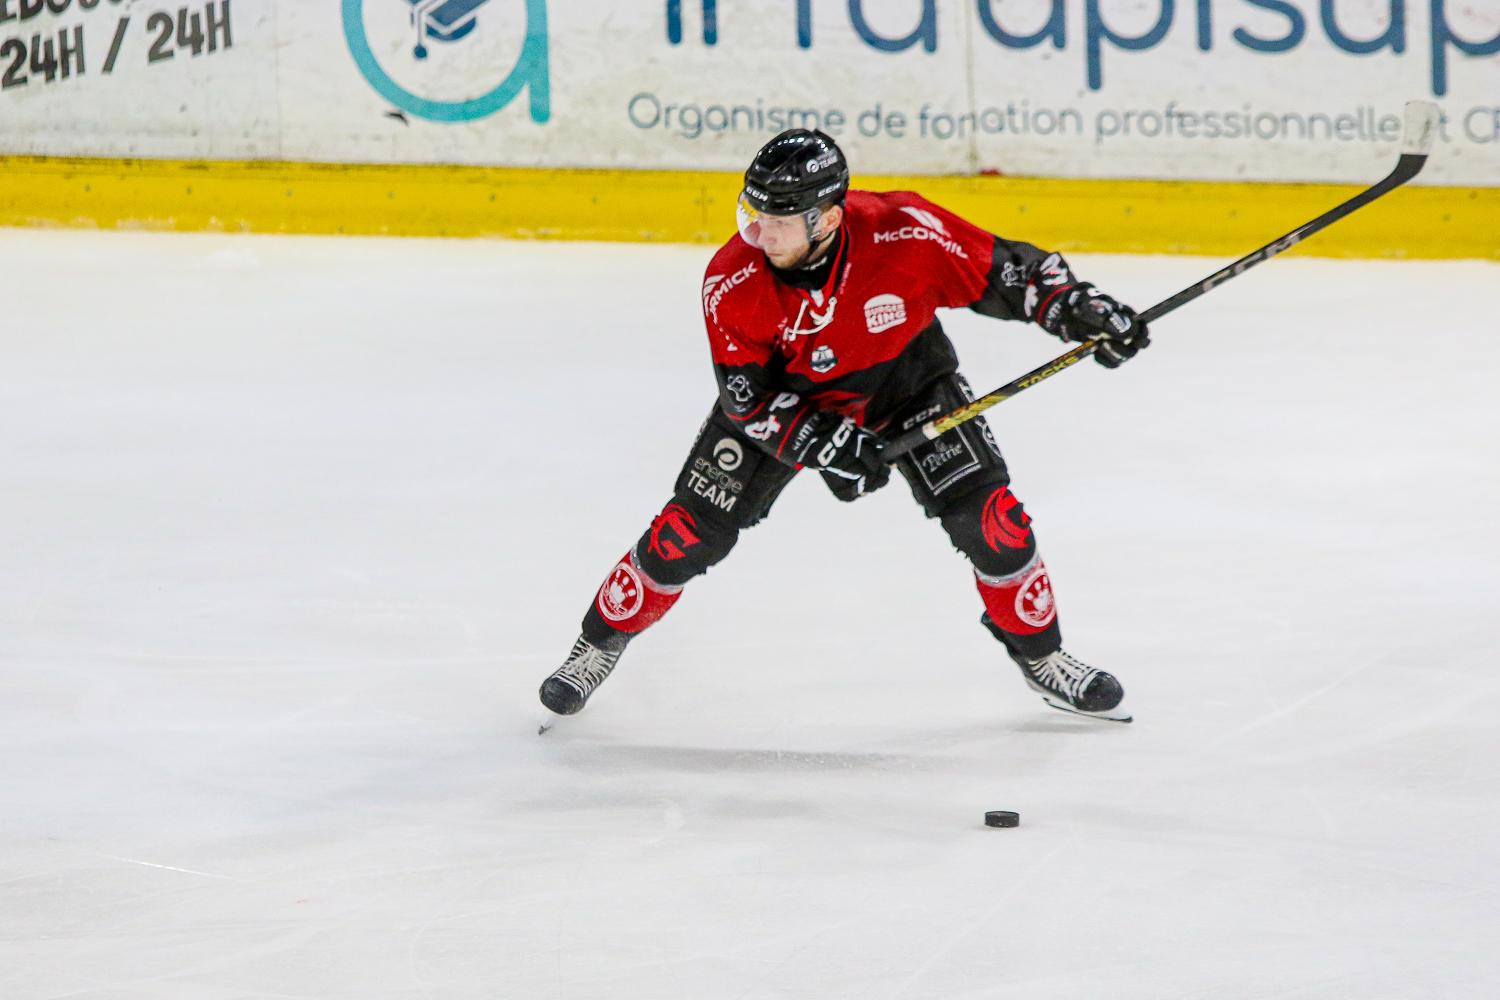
[764,248,807,269]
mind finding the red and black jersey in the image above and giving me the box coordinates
[701,189,1077,462]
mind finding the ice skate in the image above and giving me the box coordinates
[539,635,623,718]
[1012,647,1131,723]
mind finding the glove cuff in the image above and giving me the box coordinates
[1033,284,1080,338]
[788,409,839,467]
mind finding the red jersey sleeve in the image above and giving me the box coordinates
[702,257,772,367]
[700,254,792,443]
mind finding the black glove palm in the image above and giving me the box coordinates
[1039,285,1150,368]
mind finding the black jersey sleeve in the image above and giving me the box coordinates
[967,238,1079,324]
[713,358,824,467]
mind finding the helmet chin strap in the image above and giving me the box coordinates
[787,218,841,270]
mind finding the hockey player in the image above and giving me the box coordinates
[539,129,1150,723]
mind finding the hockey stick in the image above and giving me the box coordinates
[883,100,1441,460]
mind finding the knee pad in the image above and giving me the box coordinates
[633,496,740,587]
[581,497,736,644]
[938,481,1037,579]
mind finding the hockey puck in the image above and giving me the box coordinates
[984,810,1020,828]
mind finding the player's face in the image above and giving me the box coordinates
[737,194,840,269]
[758,212,818,266]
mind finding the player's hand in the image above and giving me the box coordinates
[793,413,888,493]
[821,465,891,502]
[1040,285,1150,368]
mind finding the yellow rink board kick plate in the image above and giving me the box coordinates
[1,156,1494,260]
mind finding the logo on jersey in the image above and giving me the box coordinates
[864,294,907,334]
[703,262,757,322]
[597,559,644,622]
[746,391,800,441]
[981,486,1032,552]
[723,374,754,409]
[746,417,779,441]
[1016,562,1056,629]
[648,504,702,562]
[873,207,969,258]
[1000,261,1024,287]
[1038,253,1071,286]
[810,346,838,373]
[899,206,948,234]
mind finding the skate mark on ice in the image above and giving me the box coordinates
[551,742,946,775]
[101,855,240,881]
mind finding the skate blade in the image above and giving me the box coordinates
[534,707,569,735]
[1040,694,1132,724]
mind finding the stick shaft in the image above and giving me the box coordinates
[884,103,1438,460]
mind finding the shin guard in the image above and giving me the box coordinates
[975,551,1062,660]
[582,548,683,646]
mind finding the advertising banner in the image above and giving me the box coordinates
[1,1,1496,185]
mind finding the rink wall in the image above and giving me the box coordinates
[1,2,1497,258]
[2,155,1494,259]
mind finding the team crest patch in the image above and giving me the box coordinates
[1015,563,1056,629]
[810,345,837,373]
[598,560,644,622]
[864,294,906,333]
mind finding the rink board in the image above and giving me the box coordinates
[2,155,1495,260]
[4,3,1499,187]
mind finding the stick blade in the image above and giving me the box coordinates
[1402,101,1440,157]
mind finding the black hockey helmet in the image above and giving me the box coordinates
[741,129,850,216]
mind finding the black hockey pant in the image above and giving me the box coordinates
[579,375,1063,660]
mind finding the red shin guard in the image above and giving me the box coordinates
[594,549,683,635]
[975,552,1057,637]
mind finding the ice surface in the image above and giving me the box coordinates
[2,228,1497,999]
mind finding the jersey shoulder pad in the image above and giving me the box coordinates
[850,189,987,266]
[854,189,956,232]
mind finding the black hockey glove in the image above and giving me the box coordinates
[821,466,892,503]
[1039,285,1150,368]
[791,412,890,499]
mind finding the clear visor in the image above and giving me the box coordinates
[736,191,822,252]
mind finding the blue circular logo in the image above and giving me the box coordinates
[341,0,551,124]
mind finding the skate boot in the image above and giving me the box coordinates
[1011,647,1131,723]
[539,634,625,716]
